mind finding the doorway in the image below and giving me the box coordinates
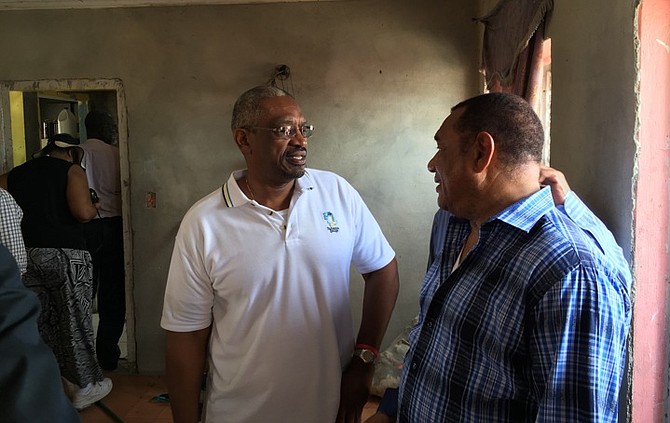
[0,78,135,369]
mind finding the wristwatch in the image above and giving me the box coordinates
[353,348,376,364]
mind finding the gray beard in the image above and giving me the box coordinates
[282,168,306,180]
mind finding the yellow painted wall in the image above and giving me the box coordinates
[9,91,26,165]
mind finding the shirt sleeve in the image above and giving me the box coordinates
[558,191,632,289]
[160,214,215,332]
[350,187,395,275]
[427,209,449,270]
[529,263,631,422]
[560,193,624,258]
[0,190,27,274]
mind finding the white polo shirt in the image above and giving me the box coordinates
[161,168,395,423]
[79,138,122,218]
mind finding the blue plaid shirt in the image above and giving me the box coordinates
[398,187,632,422]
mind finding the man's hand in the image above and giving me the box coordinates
[539,165,571,206]
[336,359,375,423]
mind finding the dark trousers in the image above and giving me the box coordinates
[84,216,125,370]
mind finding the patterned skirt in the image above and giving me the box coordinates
[23,247,104,387]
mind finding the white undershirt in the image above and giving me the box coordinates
[452,245,465,272]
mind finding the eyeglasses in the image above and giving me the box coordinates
[249,124,315,139]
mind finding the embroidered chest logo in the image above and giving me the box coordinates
[322,211,340,233]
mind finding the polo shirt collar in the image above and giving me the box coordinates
[294,169,315,194]
[221,169,315,208]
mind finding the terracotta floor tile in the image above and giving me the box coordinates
[80,372,381,422]
[80,373,168,423]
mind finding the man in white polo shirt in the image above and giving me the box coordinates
[161,85,399,423]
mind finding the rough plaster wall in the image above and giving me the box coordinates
[549,0,637,261]
[0,0,480,372]
[476,0,498,20]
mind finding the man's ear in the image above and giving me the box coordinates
[233,128,251,152]
[472,131,495,173]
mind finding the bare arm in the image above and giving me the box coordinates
[166,327,210,423]
[66,164,98,222]
[338,258,400,423]
[357,257,400,351]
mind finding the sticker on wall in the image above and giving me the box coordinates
[146,192,156,208]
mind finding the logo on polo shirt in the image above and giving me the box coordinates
[323,211,339,233]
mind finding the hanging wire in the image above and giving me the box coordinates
[267,64,294,96]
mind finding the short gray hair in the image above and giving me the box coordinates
[231,86,291,131]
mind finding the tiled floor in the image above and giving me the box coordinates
[79,372,380,422]
[79,373,172,423]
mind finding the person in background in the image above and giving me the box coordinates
[0,183,78,421]
[161,85,400,423]
[0,244,81,423]
[367,92,631,422]
[80,110,125,371]
[0,187,27,274]
[0,133,112,410]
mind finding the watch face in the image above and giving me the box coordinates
[355,349,375,364]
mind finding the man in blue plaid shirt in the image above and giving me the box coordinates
[390,93,631,422]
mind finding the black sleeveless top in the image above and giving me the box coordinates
[7,156,86,250]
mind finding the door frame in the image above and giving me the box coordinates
[0,78,136,369]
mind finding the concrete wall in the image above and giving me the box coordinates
[549,1,637,258]
[549,0,640,420]
[0,0,480,373]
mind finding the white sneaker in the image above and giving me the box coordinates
[72,378,113,410]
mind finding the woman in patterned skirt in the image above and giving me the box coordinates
[0,133,112,410]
